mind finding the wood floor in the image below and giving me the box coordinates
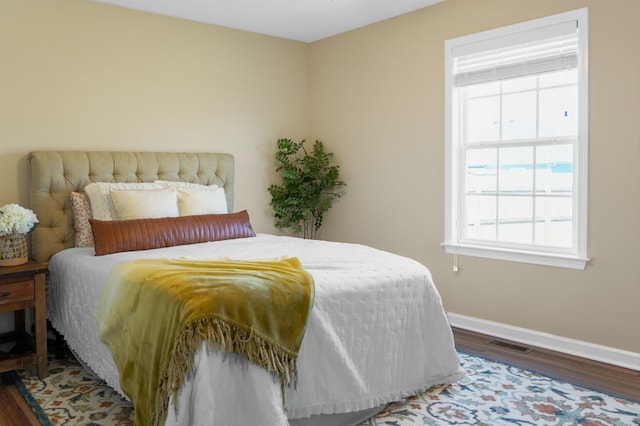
[452,327,640,401]
[0,327,638,425]
[0,373,40,426]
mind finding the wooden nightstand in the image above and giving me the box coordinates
[0,261,48,379]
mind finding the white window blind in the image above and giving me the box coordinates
[454,21,578,87]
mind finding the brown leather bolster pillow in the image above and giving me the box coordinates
[90,210,256,256]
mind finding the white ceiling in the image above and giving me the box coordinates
[94,0,446,43]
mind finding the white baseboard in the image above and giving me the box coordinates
[447,312,640,371]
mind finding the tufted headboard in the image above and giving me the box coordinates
[28,151,235,263]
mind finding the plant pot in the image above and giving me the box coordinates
[0,233,28,266]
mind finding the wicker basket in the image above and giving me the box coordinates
[0,233,28,266]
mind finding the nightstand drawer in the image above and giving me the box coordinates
[0,280,34,306]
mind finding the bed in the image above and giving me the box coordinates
[28,150,465,426]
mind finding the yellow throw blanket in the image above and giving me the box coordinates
[94,257,315,426]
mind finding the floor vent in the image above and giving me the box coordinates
[486,339,533,353]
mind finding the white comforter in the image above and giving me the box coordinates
[47,234,465,425]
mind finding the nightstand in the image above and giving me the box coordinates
[0,261,48,379]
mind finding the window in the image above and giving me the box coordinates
[443,9,589,269]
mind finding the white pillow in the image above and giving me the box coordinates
[177,187,228,216]
[110,188,179,220]
[85,182,162,221]
[154,180,219,190]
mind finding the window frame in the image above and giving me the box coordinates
[443,8,590,270]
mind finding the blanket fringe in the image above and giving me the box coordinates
[152,316,298,426]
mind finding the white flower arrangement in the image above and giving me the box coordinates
[0,204,39,237]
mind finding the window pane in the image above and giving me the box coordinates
[536,144,573,193]
[468,96,500,142]
[502,91,537,140]
[535,197,573,247]
[539,69,578,87]
[468,81,500,97]
[466,148,497,193]
[539,86,577,138]
[499,147,533,193]
[464,195,496,240]
[498,196,533,243]
[502,76,537,93]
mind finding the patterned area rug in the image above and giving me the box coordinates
[14,352,640,425]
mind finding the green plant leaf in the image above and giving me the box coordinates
[268,138,346,239]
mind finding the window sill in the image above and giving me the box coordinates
[442,243,589,270]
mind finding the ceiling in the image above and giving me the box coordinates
[94,0,446,43]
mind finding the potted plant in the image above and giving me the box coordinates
[0,204,39,266]
[268,138,346,239]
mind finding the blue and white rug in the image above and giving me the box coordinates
[362,352,639,425]
[15,351,640,425]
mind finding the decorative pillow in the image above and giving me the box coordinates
[154,180,219,190]
[109,188,179,220]
[90,210,256,256]
[85,182,162,221]
[70,191,94,247]
[177,187,228,216]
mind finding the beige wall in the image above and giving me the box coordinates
[1,0,638,354]
[0,0,309,233]
[310,0,640,353]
